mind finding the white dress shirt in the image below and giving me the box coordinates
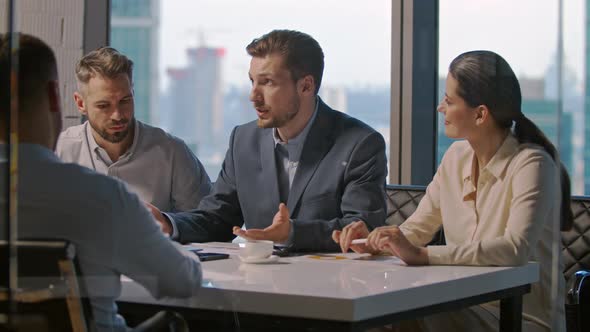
[400,135,565,331]
[0,144,202,332]
[55,120,212,212]
[272,97,319,198]
[271,99,318,244]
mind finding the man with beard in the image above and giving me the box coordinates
[56,47,211,212]
[1,33,201,332]
[151,29,388,252]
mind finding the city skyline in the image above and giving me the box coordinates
[159,0,391,91]
[159,0,585,92]
[129,0,589,193]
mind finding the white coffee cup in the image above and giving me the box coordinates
[240,240,274,259]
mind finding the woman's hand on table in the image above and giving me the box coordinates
[366,225,429,265]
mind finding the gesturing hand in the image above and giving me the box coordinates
[233,203,291,243]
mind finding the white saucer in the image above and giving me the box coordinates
[239,255,280,264]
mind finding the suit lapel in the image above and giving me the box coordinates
[260,128,282,209]
[287,102,334,213]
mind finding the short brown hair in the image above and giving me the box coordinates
[76,46,133,84]
[246,30,324,94]
[0,33,58,113]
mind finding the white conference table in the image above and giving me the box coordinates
[118,242,539,332]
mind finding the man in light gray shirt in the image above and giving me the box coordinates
[56,46,211,212]
[0,33,202,331]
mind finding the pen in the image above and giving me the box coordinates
[351,238,367,245]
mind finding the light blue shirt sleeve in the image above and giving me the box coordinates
[164,212,180,240]
[112,183,201,298]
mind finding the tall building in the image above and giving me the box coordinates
[165,46,225,176]
[110,0,159,124]
[164,68,194,150]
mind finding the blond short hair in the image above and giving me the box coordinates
[76,46,133,84]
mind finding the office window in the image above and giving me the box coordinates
[437,0,586,194]
[111,27,152,122]
[111,0,152,17]
[110,0,391,180]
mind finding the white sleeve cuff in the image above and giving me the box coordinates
[277,218,295,246]
[163,212,179,240]
[426,245,452,265]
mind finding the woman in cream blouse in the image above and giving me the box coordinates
[334,50,573,332]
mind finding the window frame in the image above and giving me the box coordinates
[390,0,439,185]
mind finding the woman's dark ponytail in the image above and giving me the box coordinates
[514,115,572,231]
[450,50,573,231]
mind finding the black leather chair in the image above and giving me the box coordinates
[0,240,188,332]
[385,184,427,226]
[0,240,91,332]
[385,184,590,332]
[562,196,590,332]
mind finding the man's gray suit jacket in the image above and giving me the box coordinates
[171,99,388,251]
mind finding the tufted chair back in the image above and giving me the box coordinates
[385,185,426,226]
[562,196,590,283]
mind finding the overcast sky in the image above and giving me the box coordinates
[159,0,585,91]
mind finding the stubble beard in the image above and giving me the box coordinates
[90,117,134,143]
[256,97,300,129]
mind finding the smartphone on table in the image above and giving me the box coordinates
[188,249,229,262]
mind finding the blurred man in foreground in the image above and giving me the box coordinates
[0,33,202,332]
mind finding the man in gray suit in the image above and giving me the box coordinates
[152,29,387,252]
